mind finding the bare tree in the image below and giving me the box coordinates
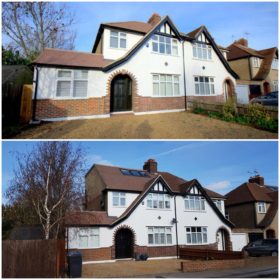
[6,142,85,239]
[2,2,76,60]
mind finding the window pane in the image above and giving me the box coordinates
[113,197,119,206]
[74,70,88,79]
[193,45,197,57]
[79,236,88,248]
[195,84,200,94]
[185,199,189,209]
[166,83,173,96]
[166,44,171,54]
[73,81,87,97]
[111,31,118,37]
[152,42,158,52]
[120,197,126,206]
[155,233,159,244]
[120,38,126,48]
[57,81,71,97]
[160,82,166,96]
[148,234,154,244]
[192,233,197,243]
[167,234,172,244]
[110,37,118,48]
[91,235,99,247]
[153,83,159,96]
[187,233,191,243]
[58,70,71,78]
[159,43,165,54]
[197,233,202,244]
[160,233,165,244]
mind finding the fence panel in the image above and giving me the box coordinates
[2,239,65,278]
[20,84,33,123]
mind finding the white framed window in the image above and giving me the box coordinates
[192,43,212,60]
[147,193,171,209]
[79,228,99,248]
[184,195,205,211]
[110,31,126,49]
[147,227,172,245]
[152,35,178,55]
[56,69,88,98]
[272,58,278,70]
[214,200,222,211]
[112,192,126,207]
[273,80,278,91]
[186,227,207,244]
[257,202,266,213]
[153,74,180,97]
[252,57,261,67]
[194,76,215,95]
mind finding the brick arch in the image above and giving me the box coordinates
[111,225,137,259]
[105,70,139,113]
[216,227,232,251]
[263,81,271,94]
[223,77,236,102]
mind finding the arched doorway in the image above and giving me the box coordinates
[263,82,271,94]
[217,228,231,251]
[115,228,134,259]
[224,79,235,102]
[110,74,132,112]
[266,229,276,239]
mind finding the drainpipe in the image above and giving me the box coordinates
[182,41,188,111]
[174,195,179,259]
[32,65,40,123]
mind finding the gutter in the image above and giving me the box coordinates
[31,66,40,123]
[182,41,187,111]
[174,195,179,258]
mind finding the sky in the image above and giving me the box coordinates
[2,141,278,202]
[2,2,278,52]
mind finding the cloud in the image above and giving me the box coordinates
[206,180,231,191]
[86,154,113,166]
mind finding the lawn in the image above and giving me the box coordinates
[10,111,277,139]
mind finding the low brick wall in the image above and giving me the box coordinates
[181,259,245,272]
[69,247,112,262]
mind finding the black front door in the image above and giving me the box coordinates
[111,75,132,112]
[115,228,133,259]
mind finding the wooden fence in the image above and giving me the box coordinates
[179,248,244,260]
[2,239,65,278]
[20,84,33,123]
[187,100,278,120]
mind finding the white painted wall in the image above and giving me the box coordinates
[107,191,139,217]
[231,233,248,251]
[102,28,144,60]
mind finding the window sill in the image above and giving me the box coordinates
[75,247,100,250]
[151,95,182,98]
[184,210,206,213]
[146,208,172,211]
[147,244,173,247]
[192,58,213,62]
[185,243,208,246]
[151,51,180,57]
[54,97,88,100]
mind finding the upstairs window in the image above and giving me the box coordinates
[112,192,126,207]
[152,35,178,55]
[153,74,180,97]
[214,200,222,211]
[272,58,278,70]
[147,193,171,209]
[56,70,88,98]
[184,195,205,211]
[194,76,215,95]
[252,57,261,67]
[193,43,212,60]
[110,31,127,49]
[257,202,266,213]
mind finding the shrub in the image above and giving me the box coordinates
[222,100,237,121]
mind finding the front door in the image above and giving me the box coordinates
[115,228,133,259]
[111,75,132,112]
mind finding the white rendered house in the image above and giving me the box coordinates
[33,13,238,121]
[65,159,246,262]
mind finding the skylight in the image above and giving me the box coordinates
[120,169,149,177]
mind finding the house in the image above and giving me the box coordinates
[32,13,238,121]
[65,159,247,262]
[225,175,278,243]
[227,38,278,104]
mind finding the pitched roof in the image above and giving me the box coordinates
[258,191,278,228]
[227,43,264,60]
[65,211,117,226]
[33,48,114,69]
[225,182,275,206]
[102,21,153,34]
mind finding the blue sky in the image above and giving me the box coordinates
[2,2,278,52]
[2,141,278,200]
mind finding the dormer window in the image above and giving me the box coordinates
[257,202,266,213]
[252,57,261,67]
[213,200,222,212]
[185,195,205,211]
[110,31,126,49]
[152,35,178,55]
[272,58,278,70]
[112,192,126,207]
[193,43,212,60]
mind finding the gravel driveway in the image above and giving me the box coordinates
[12,112,277,139]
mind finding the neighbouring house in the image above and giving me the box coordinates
[32,13,238,121]
[225,175,278,243]
[227,38,278,104]
[65,159,247,262]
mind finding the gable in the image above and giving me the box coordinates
[187,184,202,195]
[158,22,176,36]
[196,32,210,44]
[150,181,170,193]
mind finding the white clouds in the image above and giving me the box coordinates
[86,154,113,166]
[206,180,231,192]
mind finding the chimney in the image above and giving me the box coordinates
[249,175,264,186]
[234,38,248,47]
[143,159,158,173]
[147,13,161,26]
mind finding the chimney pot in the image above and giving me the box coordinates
[147,13,161,26]
[249,175,264,186]
[234,38,248,47]
[143,159,158,173]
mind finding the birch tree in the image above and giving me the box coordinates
[6,142,84,239]
[2,2,76,60]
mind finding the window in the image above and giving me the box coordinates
[257,202,266,213]
[147,193,171,209]
[120,169,149,177]
[194,76,215,95]
[112,192,126,207]
[56,70,88,98]
[110,31,126,49]
[272,58,278,70]
[79,228,99,248]
[152,35,178,55]
[214,200,222,211]
[147,227,172,245]
[184,195,205,211]
[252,57,261,67]
[192,43,212,60]
[153,74,180,97]
[186,227,207,244]
[273,80,278,91]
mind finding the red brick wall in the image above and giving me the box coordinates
[188,95,225,103]
[69,247,112,261]
[180,243,218,250]
[181,259,245,272]
[134,96,186,112]
[35,98,107,119]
